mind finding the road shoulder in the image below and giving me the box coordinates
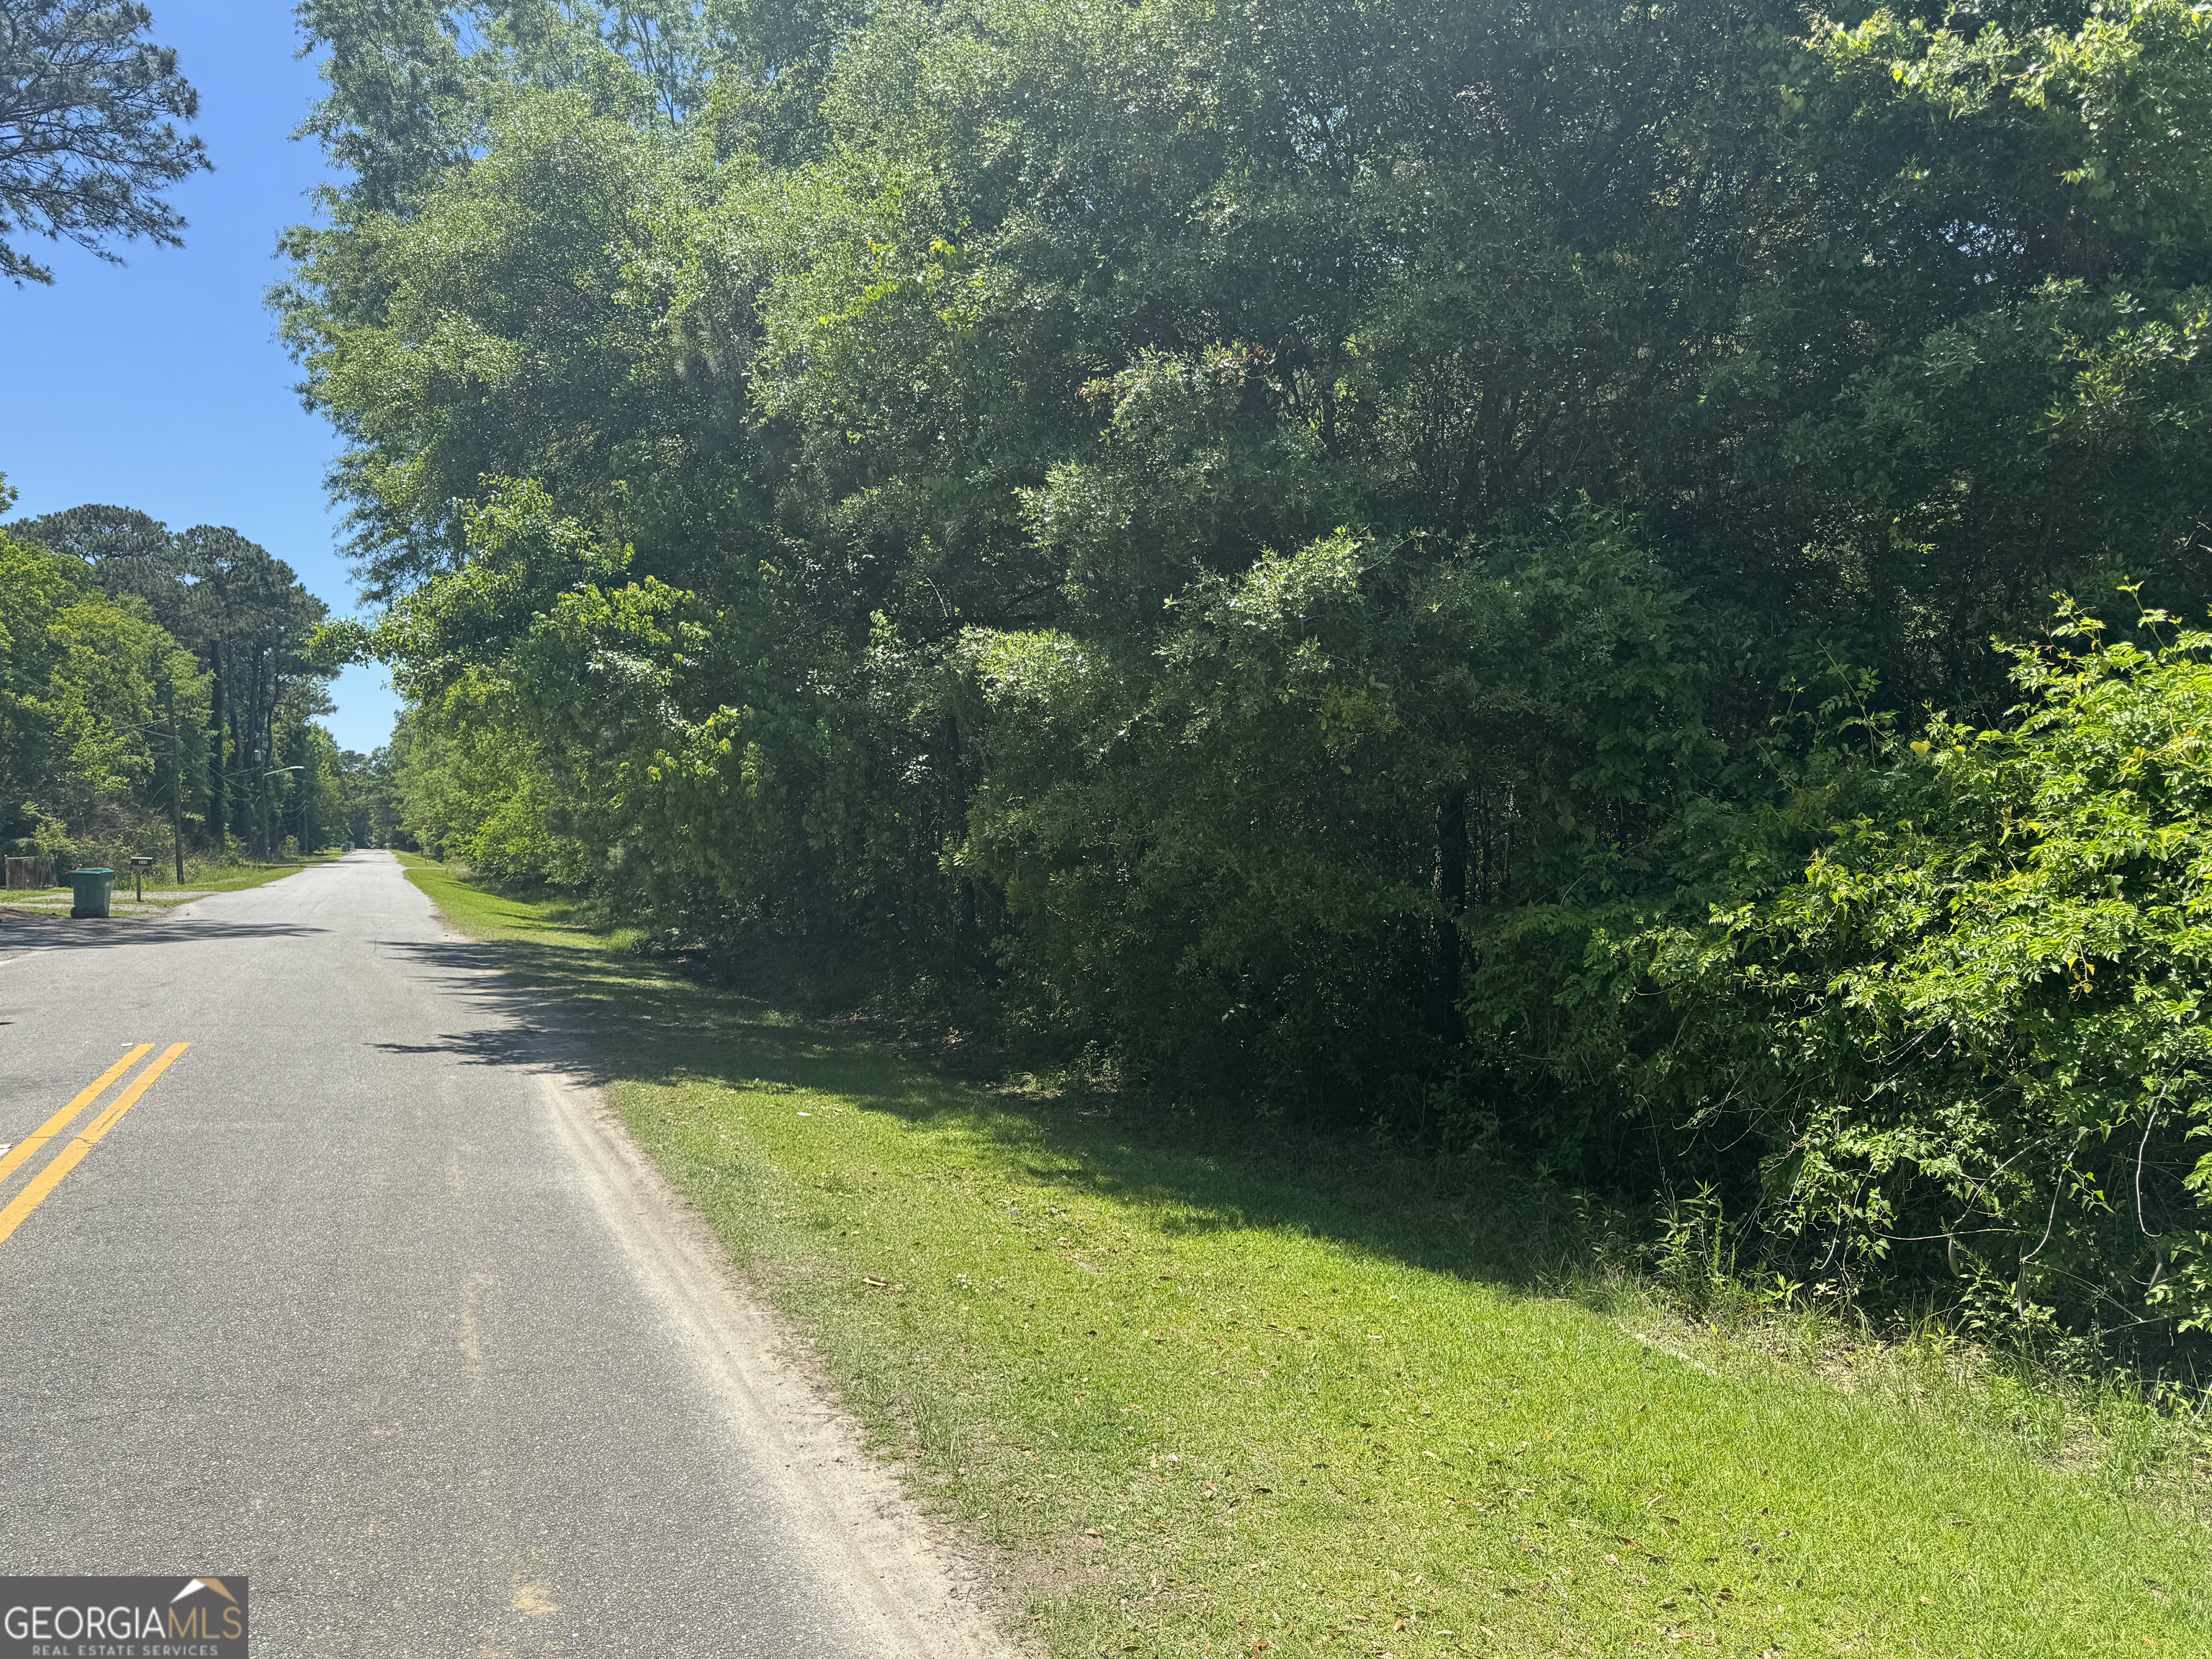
[410,874,1026,1659]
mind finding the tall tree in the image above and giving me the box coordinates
[289,0,2212,1349]
[176,524,328,853]
[14,501,189,629]
[0,0,210,284]
[9,507,335,850]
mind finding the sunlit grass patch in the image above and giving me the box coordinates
[1,849,347,914]
[171,849,349,896]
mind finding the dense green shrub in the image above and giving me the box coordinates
[1712,609,2212,1345]
[1472,606,2212,1346]
[288,0,2212,1356]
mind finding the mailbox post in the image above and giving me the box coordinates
[130,855,156,902]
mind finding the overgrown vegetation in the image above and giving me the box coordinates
[405,854,2212,1658]
[297,0,2212,1364]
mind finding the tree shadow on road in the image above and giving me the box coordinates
[0,913,330,958]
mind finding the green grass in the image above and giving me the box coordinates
[171,849,347,896]
[0,850,346,913]
[403,857,2210,1658]
[140,849,349,900]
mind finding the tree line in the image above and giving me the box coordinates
[1,2,379,872]
[289,0,2212,1362]
[1,483,361,871]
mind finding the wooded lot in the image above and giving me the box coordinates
[1,489,352,868]
[286,0,2212,1364]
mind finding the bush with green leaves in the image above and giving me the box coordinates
[290,0,2212,1354]
[1509,606,2212,1348]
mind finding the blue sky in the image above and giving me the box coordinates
[0,1,400,755]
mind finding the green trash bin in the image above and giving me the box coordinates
[69,866,116,919]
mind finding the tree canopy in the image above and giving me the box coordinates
[3,490,343,863]
[0,0,210,284]
[287,0,2212,1360]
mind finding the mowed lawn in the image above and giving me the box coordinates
[403,855,2208,1658]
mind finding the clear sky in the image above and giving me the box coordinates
[0,1,400,755]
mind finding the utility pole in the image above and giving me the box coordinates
[166,676,186,883]
[207,638,226,848]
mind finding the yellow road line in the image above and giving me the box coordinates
[0,1044,154,1185]
[0,1043,189,1248]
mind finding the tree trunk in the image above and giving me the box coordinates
[207,639,227,846]
[167,676,186,881]
[1432,784,1467,1039]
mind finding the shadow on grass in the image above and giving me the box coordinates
[387,927,1583,1298]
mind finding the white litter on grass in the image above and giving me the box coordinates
[797,1111,812,1118]
[1631,1329,1721,1377]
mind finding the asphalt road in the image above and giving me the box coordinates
[0,853,999,1658]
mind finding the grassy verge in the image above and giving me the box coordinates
[403,856,2210,1658]
[149,849,349,900]
[168,850,348,897]
[0,850,346,913]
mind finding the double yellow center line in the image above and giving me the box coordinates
[0,1042,189,1247]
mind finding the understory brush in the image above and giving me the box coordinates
[423,849,2212,1506]
[404,854,2212,1657]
